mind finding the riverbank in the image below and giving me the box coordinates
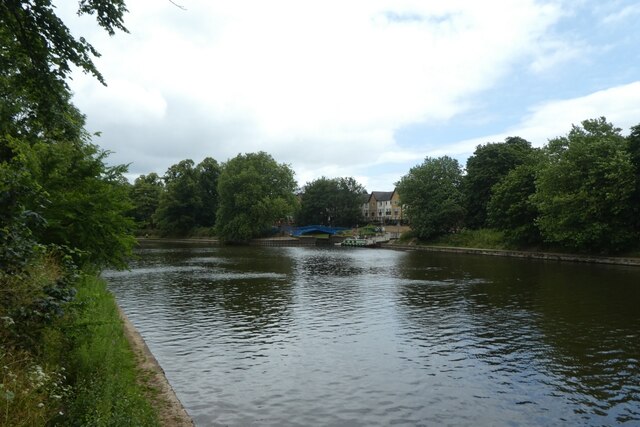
[118,307,194,426]
[383,241,640,267]
[137,236,640,267]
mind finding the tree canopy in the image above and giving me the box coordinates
[130,172,164,230]
[396,156,465,240]
[534,118,636,253]
[1,0,133,272]
[464,137,534,229]
[487,152,543,246]
[0,0,128,141]
[153,157,221,235]
[215,152,297,241]
[297,176,367,227]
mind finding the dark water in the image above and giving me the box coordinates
[103,242,640,426]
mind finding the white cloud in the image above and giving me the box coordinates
[430,81,640,159]
[602,3,640,24]
[529,39,586,73]
[73,77,168,124]
[61,1,564,173]
[59,0,639,191]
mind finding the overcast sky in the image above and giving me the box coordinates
[60,0,640,191]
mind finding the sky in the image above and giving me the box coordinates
[60,0,640,191]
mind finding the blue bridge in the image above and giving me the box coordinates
[290,225,349,237]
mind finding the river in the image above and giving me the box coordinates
[103,241,640,426]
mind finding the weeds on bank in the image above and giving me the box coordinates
[59,275,159,426]
[1,253,159,426]
[0,350,69,427]
[398,229,507,249]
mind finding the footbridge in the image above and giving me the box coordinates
[290,225,349,237]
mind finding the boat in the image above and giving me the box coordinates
[339,237,378,248]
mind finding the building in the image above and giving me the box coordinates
[362,189,404,224]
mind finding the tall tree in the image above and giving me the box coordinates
[195,157,220,227]
[155,159,201,235]
[216,152,297,241]
[534,117,636,253]
[297,176,367,227]
[464,137,533,229]
[627,123,640,234]
[0,0,128,143]
[487,150,545,246]
[130,172,164,229]
[26,135,135,269]
[1,0,131,272]
[396,156,465,240]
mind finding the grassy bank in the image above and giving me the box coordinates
[396,228,640,258]
[398,228,507,249]
[1,272,159,426]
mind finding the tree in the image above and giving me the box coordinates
[464,137,534,229]
[1,0,132,272]
[26,134,135,269]
[396,156,465,240]
[487,150,545,246]
[155,159,201,235]
[627,123,640,234]
[195,157,220,227]
[534,117,636,253]
[0,0,128,144]
[215,152,297,241]
[297,176,367,227]
[130,172,164,229]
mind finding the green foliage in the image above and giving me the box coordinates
[464,137,534,229]
[195,157,220,227]
[0,0,127,83]
[534,117,636,253]
[60,275,159,426]
[130,173,163,230]
[487,151,545,246]
[0,138,43,276]
[27,137,135,270]
[0,0,127,139]
[627,123,640,232]
[1,265,159,427]
[0,349,70,427]
[396,156,465,240]
[216,152,297,241]
[297,176,367,227]
[1,248,79,351]
[1,3,160,425]
[427,229,506,249]
[155,159,200,235]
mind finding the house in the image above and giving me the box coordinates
[362,189,404,224]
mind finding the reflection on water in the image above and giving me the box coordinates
[103,242,640,426]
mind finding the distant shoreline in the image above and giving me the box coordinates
[382,242,640,267]
[136,236,640,267]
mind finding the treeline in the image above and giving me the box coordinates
[131,155,368,239]
[138,116,640,255]
[1,2,159,425]
[397,117,640,254]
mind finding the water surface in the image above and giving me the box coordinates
[103,242,640,426]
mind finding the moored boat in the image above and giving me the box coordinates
[339,237,378,248]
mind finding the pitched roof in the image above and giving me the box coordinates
[370,191,394,202]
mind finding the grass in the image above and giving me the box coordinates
[59,275,160,426]
[400,228,640,257]
[1,269,160,427]
[396,228,507,250]
[426,229,507,249]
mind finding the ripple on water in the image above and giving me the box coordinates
[104,244,640,426]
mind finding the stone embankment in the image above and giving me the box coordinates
[118,307,194,426]
[383,243,640,267]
